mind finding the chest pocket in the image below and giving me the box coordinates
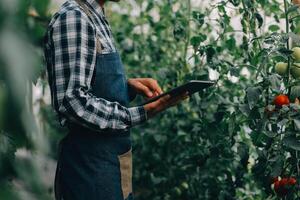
[92,53,129,107]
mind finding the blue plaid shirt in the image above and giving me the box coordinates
[44,0,147,132]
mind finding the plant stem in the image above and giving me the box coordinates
[284,0,292,96]
[296,151,300,198]
[27,81,33,114]
[183,0,191,74]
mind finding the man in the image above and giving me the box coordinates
[44,0,188,199]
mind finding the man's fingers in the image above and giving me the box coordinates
[155,92,188,108]
[135,82,153,97]
[142,79,163,95]
[144,92,189,118]
[152,80,163,95]
[158,94,172,106]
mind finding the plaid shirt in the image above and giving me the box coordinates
[44,0,147,132]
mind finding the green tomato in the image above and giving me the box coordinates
[181,182,189,190]
[292,47,300,62]
[275,62,288,75]
[292,63,300,79]
[174,187,182,196]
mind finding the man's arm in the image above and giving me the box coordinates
[51,9,147,131]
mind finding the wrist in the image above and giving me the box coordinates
[143,104,156,118]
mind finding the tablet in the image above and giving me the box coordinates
[139,80,216,106]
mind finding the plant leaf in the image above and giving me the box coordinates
[246,86,262,109]
[283,136,300,151]
[294,119,300,131]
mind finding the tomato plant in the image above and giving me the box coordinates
[234,0,300,199]
[2,0,300,199]
[291,63,300,78]
[111,0,300,199]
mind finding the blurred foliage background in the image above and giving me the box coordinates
[2,0,300,199]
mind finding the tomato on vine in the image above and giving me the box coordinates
[292,47,300,62]
[181,182,189,190]
[271,177,279,184]
[275,62,288,76]
[274,180,287,197]
[273,95,290,107]
[288,178,297,185]
[291,63,300,79]
[273,177,297,197]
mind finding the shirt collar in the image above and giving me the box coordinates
[85,0,105,16]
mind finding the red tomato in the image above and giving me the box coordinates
[271,176,279,183]
[274,180,288,196]
[274,180,287,196]
[274,177,297,197]
[288,177,297,185]
[281,178,289,185]
[273,95,290,107]
[274,180,280,190]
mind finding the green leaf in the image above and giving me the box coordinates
[264,38,275,44]
[268,25,280,32]
[294,119,300,131]
[173,23,186,41]
[246,86,262,109]
[268,74,281,91]
[229,0,240,6]
[291,85,300,100]
[146,1,154,12]
[228,114,235,135]
[277,47,294,56]
[255,13,263,28]
[269,156,284,177]
[237,143,249,161]
[225,37,236,50]
[283,136,300,151]
[287,5,299,14]
[263,131,277,138]
[239,104,251,116]
[192,11,205,26]
[288,32,300,44]
[251,131,269,147]
[230,67,240,77]
[190,34,207,47]
[206,46,216,62]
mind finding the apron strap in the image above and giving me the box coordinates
[74,0,102,53]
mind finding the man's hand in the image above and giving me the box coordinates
[144,92,189,119]
[127,78,163,99]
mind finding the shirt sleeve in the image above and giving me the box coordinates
[51,9,147,132]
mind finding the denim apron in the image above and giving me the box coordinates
[54,53,134,200]
[54,2,134,199]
